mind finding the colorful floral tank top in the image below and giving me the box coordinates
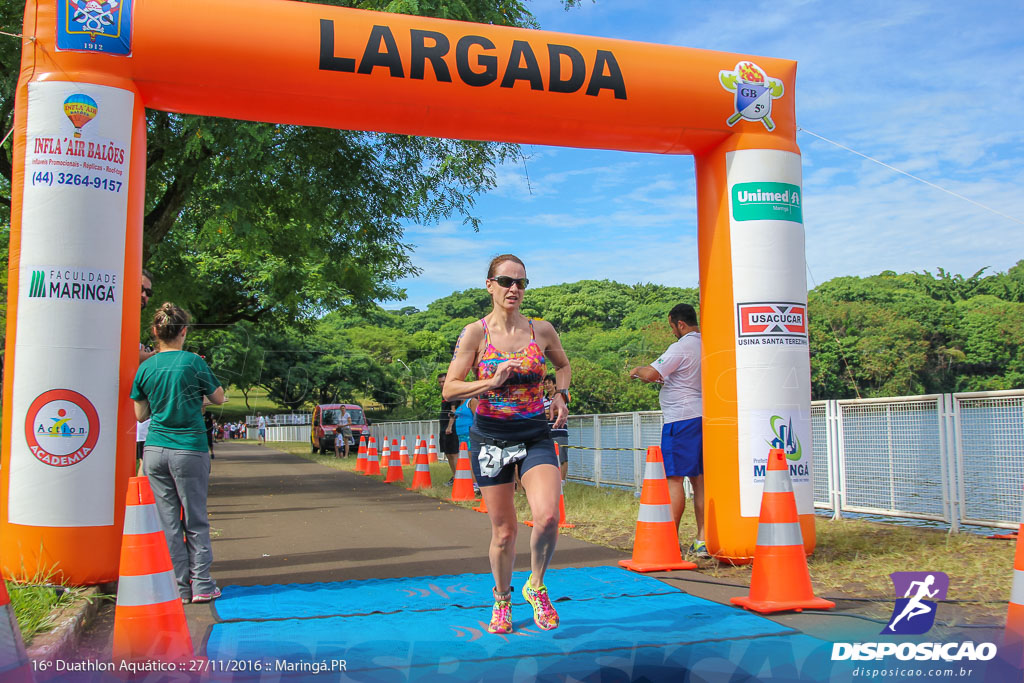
[476,318,546,420]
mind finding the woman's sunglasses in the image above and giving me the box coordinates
[490,276,529,289]
[142,287,153,297]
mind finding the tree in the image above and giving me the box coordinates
[1,1,581,331]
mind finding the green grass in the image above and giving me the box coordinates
[8,580,95,642]
[267,441,1016,625]
[205,386,281,423]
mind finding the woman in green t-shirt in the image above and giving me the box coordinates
[131,302,226,604]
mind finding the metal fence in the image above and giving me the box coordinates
[363,389,1024,532]
[248,413,311,427]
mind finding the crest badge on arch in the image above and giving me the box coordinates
[57,0,134,56]
[719,61,785,131]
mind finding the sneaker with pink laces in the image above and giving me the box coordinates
[522,576,558,630]
[487,588,513,634]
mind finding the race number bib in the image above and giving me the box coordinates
[478,443,527,477]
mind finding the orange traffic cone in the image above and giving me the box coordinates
[407,440,433,490]
[113,477,195,662]
[0,580,33,682]
[731,449,835,614]
[1003,492,1024,666]
[378,439,391,478]
[355,436,368,473]
[427,435,439,463]
[365,437,382,476]
[619,446,697,573]
[399,436,411,465]
[448,442,476,502]
[384,440,405,483]
[473,496,489,514]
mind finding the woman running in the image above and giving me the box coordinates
[442,254,571,634]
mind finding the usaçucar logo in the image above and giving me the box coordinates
[24,389,100,467]
[57,0,134,56]
[883,572,949,635]
[737,302,807,338]
[719,61,784,131]
[766,415,801,461]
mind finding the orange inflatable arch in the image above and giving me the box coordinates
[5,0,816,583]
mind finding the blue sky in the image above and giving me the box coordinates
[392,0,1024,310]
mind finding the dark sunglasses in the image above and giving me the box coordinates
[490,276,529,289]
[142,287,153,297]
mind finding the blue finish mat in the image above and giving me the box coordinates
[206,591,803,677]
[212,565,676,621]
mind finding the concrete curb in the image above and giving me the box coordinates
[26,583,116,661]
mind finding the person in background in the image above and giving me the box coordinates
[443,253,571,635]
[438,372,460,485]
[334,408,353,458]
[132,302,227,604]
[454,397,480,494]
[257,413,267,446]
[628,303,707,558]
[543,374,570,481]
[136,269,156,475]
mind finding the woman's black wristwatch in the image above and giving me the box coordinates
[556,389,570,405]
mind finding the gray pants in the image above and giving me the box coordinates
[143,446,216,600]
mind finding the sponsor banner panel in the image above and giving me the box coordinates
[726,149,813,517]
[9,81,133,526]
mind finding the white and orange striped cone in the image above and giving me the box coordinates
[378,439,391,478]
[448,442,476,502]
[1003,491,1024,667]
[355,436,368,474]
[427,435,439,463]
[731,448,835,614]
[398,436,411,466]
[407,440,433,490]
[384,441,405,483]
[619,446,697,573]
[113,477,195,662]
[0,580,33,682]
[365,437,382,476]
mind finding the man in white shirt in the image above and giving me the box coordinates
[334,409,352,458]
[628,303,707,557]
[257,414,267,446]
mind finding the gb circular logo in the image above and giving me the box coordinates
[24,389,100,467]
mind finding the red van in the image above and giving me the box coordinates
[310,404,367,454]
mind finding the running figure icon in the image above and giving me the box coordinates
[887,574,939,632]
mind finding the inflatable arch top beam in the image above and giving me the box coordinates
[5,0,813,583]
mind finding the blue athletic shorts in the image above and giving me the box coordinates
[470,415,558,487]
[661,417,703,477]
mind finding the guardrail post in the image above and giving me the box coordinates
[593,415,602,489]
[632,412,643,494]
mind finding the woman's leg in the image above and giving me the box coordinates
[481,482,518,592]
[170,449,216,595]
[520,463,561,587]
[144,446,191,601]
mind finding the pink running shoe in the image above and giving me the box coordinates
[522,577,559,630]
[487,588,513,634]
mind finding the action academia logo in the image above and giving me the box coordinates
[719,61,785,131]
[24,389,100,467]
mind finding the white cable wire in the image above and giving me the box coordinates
[798,127,1024,226]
